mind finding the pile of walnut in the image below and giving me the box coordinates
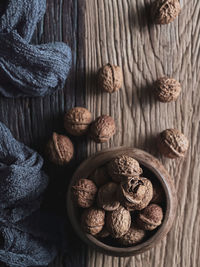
[46,107,116,165]
[71,154,165,246]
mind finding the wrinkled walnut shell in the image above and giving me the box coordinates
[64,107,92,136]
[137,204,163,231]
[81,208,105,235]
[107,155,142,183]
[97,182,120,211]
[46,132,74,165]
[154,77,181,103]
[72,179,97,208]
[89,165,110,187]
[152,0,181,25]
[158,129,189,158]
[98,63,123,93]
[90,115,116,143]
[118,177,153,211]
[118,178,146,208]
[106,206,131,238]
[118,225,146,246]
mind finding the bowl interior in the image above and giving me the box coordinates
[67,147,177,256]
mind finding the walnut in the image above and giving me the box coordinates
[152,0,181,25]
[46,132,74,165]
[154,77,181,103]
[98,63,123,93]
[118,225,146,246]
[158,129,189,158]
[64,107,92,136]
[137,204,163,231]
[90,115,116,143]
[81,208,105,235]
[106,206,131,238]
[107,155,142,183]
[89,165,110,187]
[72,179,97,208]
[118,177,153,210]
[97,182,120,211]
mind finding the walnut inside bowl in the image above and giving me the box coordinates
[67,147,177,257]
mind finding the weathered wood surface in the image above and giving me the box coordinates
[0,0,200,266]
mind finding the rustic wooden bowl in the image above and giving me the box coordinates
[66,147,177,257]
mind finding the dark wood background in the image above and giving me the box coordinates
[0,0,200,267]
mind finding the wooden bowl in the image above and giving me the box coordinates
[66,147,177,257]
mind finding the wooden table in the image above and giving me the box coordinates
[0,0,199,266]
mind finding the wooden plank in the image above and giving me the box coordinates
[1,0,200,266]
[0,0,86,266]
[85,0,200,267]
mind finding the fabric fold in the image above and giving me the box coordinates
[0,122,57,266]
[0,0,72,97]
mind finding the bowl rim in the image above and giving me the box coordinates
[66,146,177,257]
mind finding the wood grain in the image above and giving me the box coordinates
[85,0,200,267]
[0,0,87,266]
[0,0,200,266]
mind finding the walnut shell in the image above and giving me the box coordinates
[72,179,97,208]
[64,107,92,136]
[107,155,143,183]
[97,182,120,211]
[118,177,153,211]
[81,208,105,235]
[89,165,110,187]
[137,204,163,231]
[98,63,123,93]
[90,115,116,143]
[106,206,131,238]
[46,132,74,165]
[158,129,189,158]
[118,225,146,246]
[152,0,181,25]
[154,77,181,103]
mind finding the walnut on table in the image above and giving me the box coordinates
[64,107,92,136]
[98,63,123,93]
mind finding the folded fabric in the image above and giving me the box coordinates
[0,122,57,266]
[0,0,72,97]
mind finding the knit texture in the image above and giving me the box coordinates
[0,0,72,97]
[0,122,58,266]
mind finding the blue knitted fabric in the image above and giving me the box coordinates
[0,122,57,266]
[0,0,72,97]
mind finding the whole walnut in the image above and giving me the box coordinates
[158,129,189,158]
[89,165,110,187]
[107,155,142,183]
[46,132,74,165]
[64,107,92,136]
[154,77,181,103]
[97,182,120,211]
[98,63,123,93]
[106,206,131,238]
[81,208,105,235]
[72,179,97,208]
[152,0,181,25]
[137,204,163,231]
[90,115,116,143]
[118,177,153,210]
[118,225,146,246]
